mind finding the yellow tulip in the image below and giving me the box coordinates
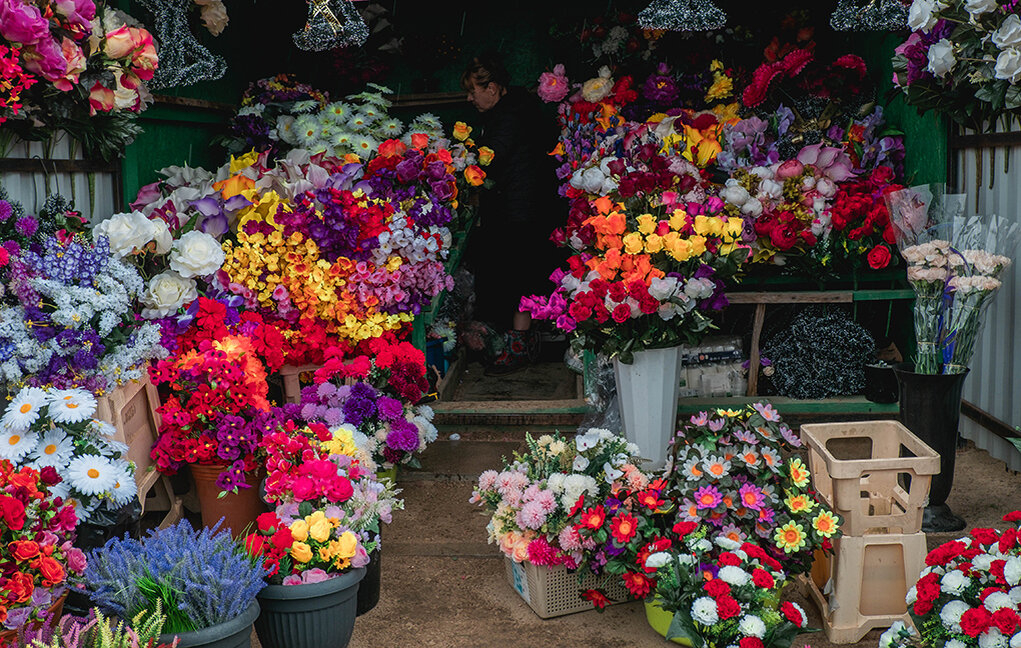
[291,542,313,564]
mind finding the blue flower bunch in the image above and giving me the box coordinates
[85,520,268,633]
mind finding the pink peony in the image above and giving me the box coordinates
[22,37,68,83]
[54,0,96,32]
[0,0,50,45]
[282,574,303,586]
[538,64,570,103]
[776,159,805,179]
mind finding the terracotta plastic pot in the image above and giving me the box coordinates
[159,601,259,648]
[256,568,366,648]
[190,464,267,537]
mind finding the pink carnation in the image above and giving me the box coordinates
[558,525,584,551]
[478,469,498,491]
[516,500,548,530]
[538,64,570,103]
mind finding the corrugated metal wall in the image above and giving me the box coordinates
[1,134,120,223]
[953,138,1021,471]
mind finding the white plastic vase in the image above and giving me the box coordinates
[613,345,683,471]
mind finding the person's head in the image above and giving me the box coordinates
[462,52,510,112]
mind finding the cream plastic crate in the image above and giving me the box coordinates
[803,532,927,644]
[801,421,940,535]
[95,375,183,528]
[504,558,629,618]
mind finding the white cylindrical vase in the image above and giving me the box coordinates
[613,345,683,471]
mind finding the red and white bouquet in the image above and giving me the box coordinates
[882,511,1021,648]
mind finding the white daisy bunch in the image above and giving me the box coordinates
[0,386,136,522]
[887,513,1021,648]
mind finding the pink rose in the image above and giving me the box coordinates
[302,568,331,584]
[776,159,805,179]
[129,29,157,80]
[282,574,303,586]
[53,37,86,91]
[104,24,134,59]
[22,37,68,83]
[538,64,570,103]
[291,475,316,501]
[88,81,115,114]
[65,547,87,574]
[0,0,50,45]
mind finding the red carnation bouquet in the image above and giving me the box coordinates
[0,461,86,638]
[881,511,1021,648]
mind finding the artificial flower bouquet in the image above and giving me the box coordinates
[643,524,809,647]
[885,184,1019,374]
[0,460,86,636]
[470,429,647,569]
[301,337,436,469]
[880,511,1021,648]
[85,520,267,635]
[0,386,135,522]
[664,404,841,576]
[0,231,165,393]
[14,604,171,648]
[148,334,274,492]
[0,0,158,159]
[248,418,403,584]
[894,0,1021,130]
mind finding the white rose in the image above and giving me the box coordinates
[93,211,157,257]
[648,276,679,300]
[908,0,937,31]
[141,271,198,318]
[150,218,173,254]
[994,15,1021,48]
[580,69,613,102]
[927,39,957,78]
[758,179,784,200]
[719,182,750,206]
[815,177,838,198]
[965,0,998,16]
[995,48,1021,83]
[741,197,764,216]
[169,230,226,278]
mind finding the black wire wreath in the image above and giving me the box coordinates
[761,306,875,399]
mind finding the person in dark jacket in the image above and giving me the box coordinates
[462,52,560,376]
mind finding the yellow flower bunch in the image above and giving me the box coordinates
[288,511,360,570]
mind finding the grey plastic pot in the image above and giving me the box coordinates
[255,568,366,648]
[159,601,259,648]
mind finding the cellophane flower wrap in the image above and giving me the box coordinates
[247,417,403,585]
[881,511,1021,648]
[0,229,165,393]
[643,524,809,647]
[0,386,135,523]
[664,404,841,576]
[148,334,274,492]
[0,461,85,634]
[893,0,1021,130]
[470,430,647,569]
[302,337,436,469]
[0,1,158,159]
[886,184,1020,375]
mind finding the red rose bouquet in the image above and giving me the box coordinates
[881,511,1021,648]
[0,461,85,636]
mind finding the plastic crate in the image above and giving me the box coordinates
[803,532,927,644]
[503,558,629,619]
[95,375,182,527]
[801,421,940,535]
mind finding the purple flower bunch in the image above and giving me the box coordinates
[716,115,781,172]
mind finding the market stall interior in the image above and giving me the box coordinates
[2,0,1021,647]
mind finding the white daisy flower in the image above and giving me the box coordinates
[351,135,378,159]
[359,105,382,122]
[348,113,372,131]
[294,114,320,148]
[2,386,48,430]
[323,101,354,124]
[29,429,75,468]
[48,388,98,424]
[0,428,39,462]
[691,596,719,625]
[108,464,137,505]
[380,118,404,137]
[292,99,319,114]
[65,455,118,495]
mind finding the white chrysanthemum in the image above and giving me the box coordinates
[948,639,968,648]
[738,615,766,638]
[294,114,320,148]
[0,428,39,462]
[411,112,442,131]
[108,464,136,505]
[1005,557,1021,587]
[1010,632,1021,648]
[2,386,48,430]
[718,565,752,586]
[691,597,719,625]
[942,569,971,594]
[940,600,970,631]
[292,99,319,113]
[29,429,74,469]
[348,113,372,131]
[379,118,404,137]
[65,455,119,495]
[985,591,1014,612]
[351,134,378,158]
[980,629,1009,648]
[645,552,671,570]
[48,388,98,424]
[323,101,354,123]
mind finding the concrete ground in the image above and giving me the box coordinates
[341,361,1021,648]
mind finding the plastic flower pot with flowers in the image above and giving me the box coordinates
[245,417,402,648]
[471,430,648,617]
[85,520,267,648]
[0,461,85,643]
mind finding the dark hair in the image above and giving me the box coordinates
[461,51,511,91]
